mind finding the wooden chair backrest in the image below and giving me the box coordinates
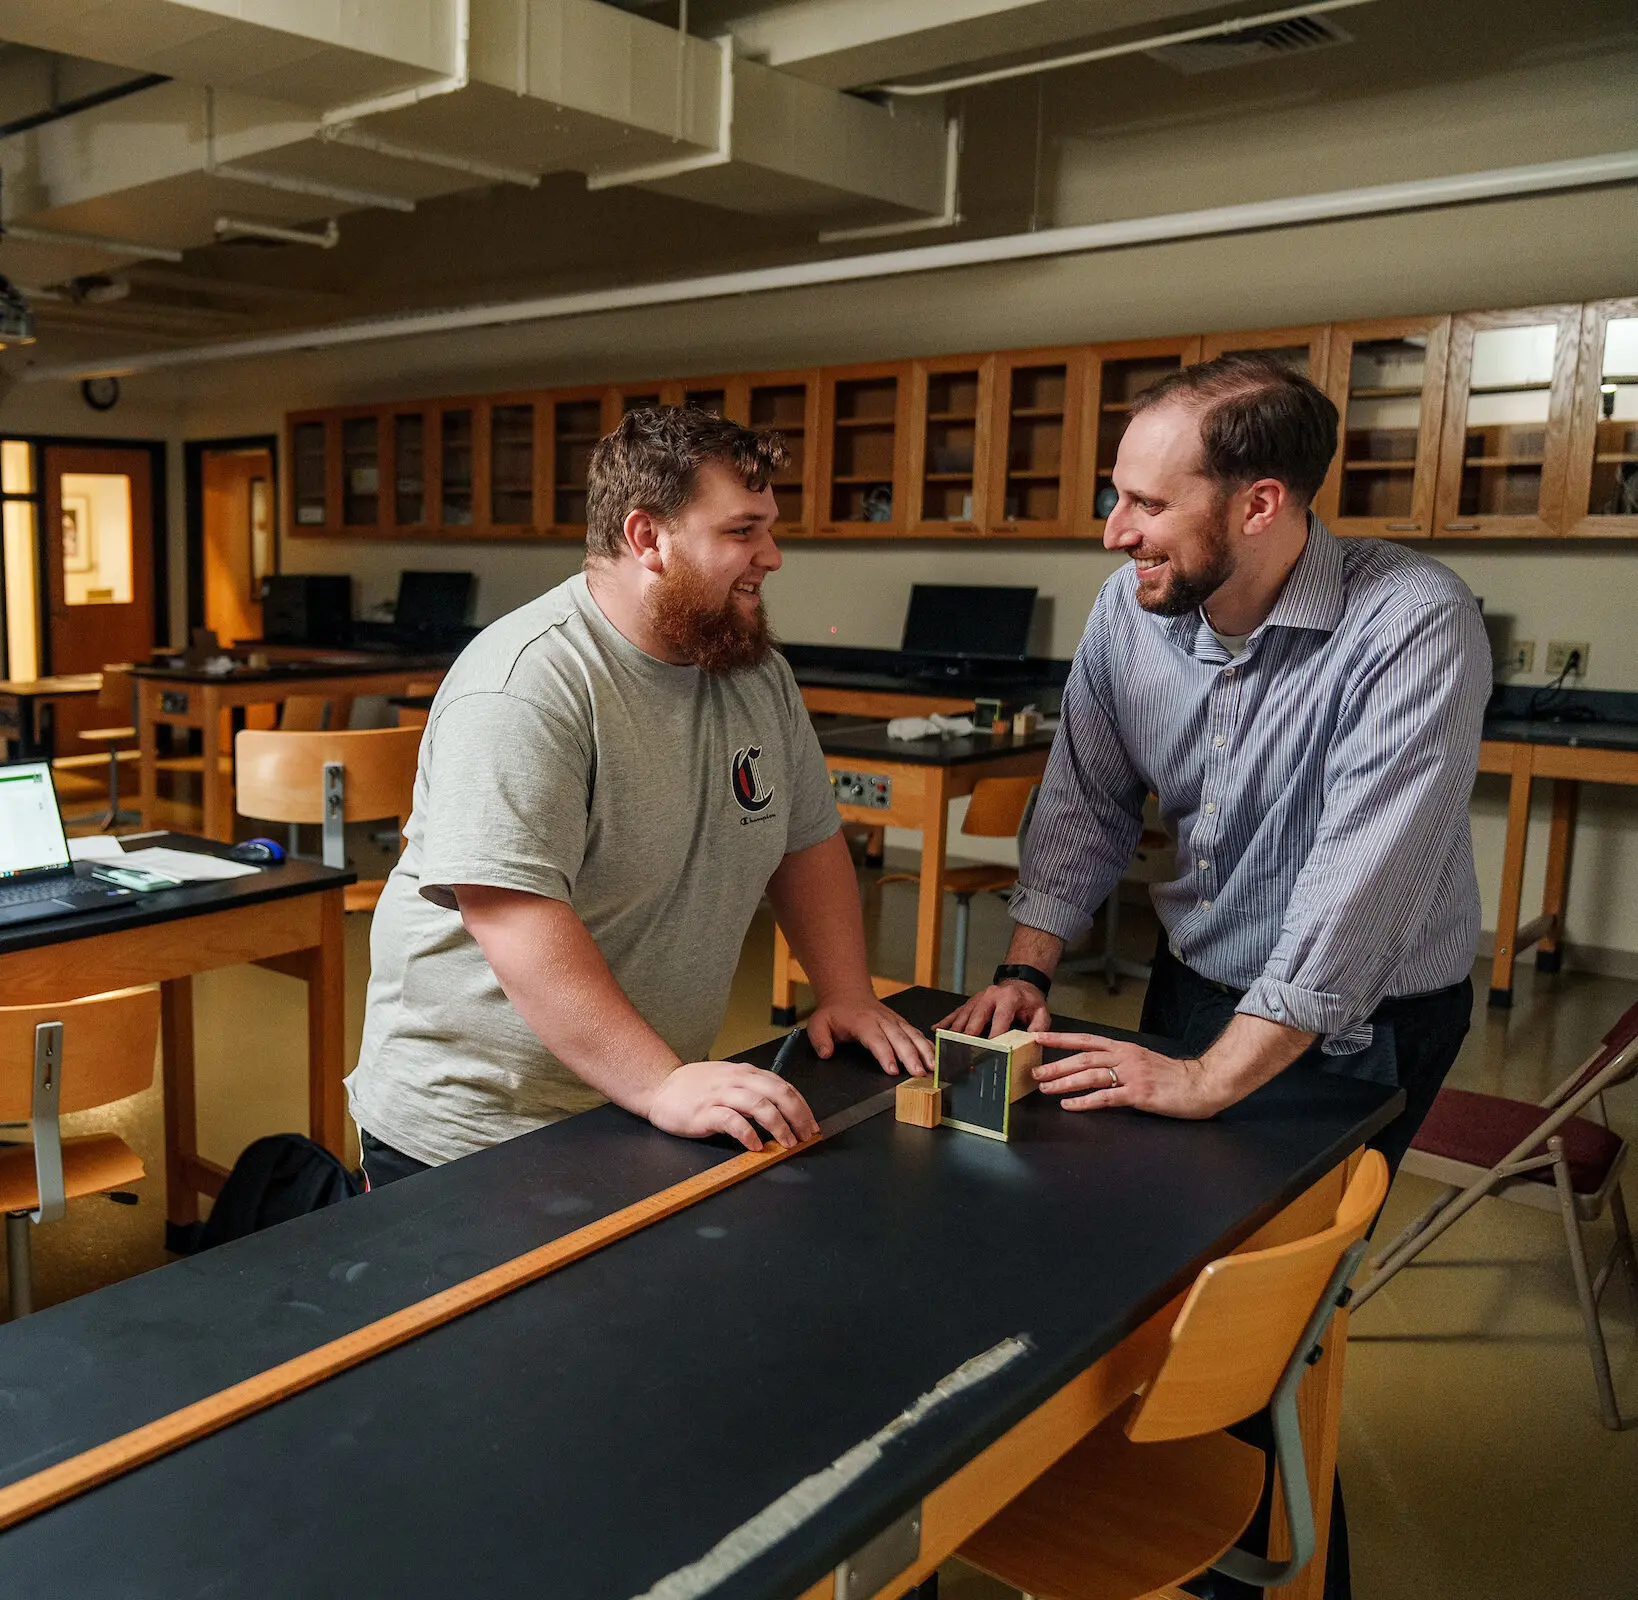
[234,727,421,826]
[961,777,1037,840]
[278,696,330,732]
[97,664,133,714]
[1126,1150,1389,1442]
[0,987,161,1119]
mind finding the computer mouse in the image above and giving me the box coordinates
[229,837,286,865]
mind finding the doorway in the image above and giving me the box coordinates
[187,436,278,647]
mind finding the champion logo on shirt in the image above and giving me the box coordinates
[730,745,775,813]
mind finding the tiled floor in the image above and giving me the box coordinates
[5,843,1635,1598]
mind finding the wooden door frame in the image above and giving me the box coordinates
[185,434,278,635]
[15,435,168,676]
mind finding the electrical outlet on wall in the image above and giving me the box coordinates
[1546,641,1591,678]
[1499,640,1534,676]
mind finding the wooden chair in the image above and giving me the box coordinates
[957,1151,1390,1599]
[51,666,140,829]
[1,986,159,1320]
[878,777,1038,992]
[234,727,421,915]
[394,678,441,732]
[1352,1000,1638,1428]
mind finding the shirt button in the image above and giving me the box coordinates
[1225,666,1236,677]
[1270,998,1284,1017]
[1213,734,1226,749]
[1198,858,1209,870]
[1170,945,1182,959]
[1204,801,1217,815]
[1200,899,1212,910]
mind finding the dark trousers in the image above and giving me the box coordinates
[359,1128,432,1189]
[1144,942,1473,1600]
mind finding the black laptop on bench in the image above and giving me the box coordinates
[0,762,135,928]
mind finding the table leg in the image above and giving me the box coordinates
[160,976,199,1248]
[1535,779,1579,974]
[770,924,799,1026]
[914,767,952,990]
[305,889,348,1158]
[1488,748,1534,1009]
[137,682,159,828]
[200,686,231,841]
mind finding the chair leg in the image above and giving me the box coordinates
[952,895,972,995]
[5,1211,32,1319]
[1610,1184,1638,1303]
[1370,1186,1460,1270]
[1549,1137,1623,1430]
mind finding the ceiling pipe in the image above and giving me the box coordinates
[0,222,184,262]
[318,127,539,189]
[25,147,1638,383]
[870,0,1377,96]
[216,216,341,249]
[318,0,470,128]
[818,116,962,243]
[0,72,172,141]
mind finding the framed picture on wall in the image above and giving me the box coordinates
[249,476,273,601]
[62,494,94,573]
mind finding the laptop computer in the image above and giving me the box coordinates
[0,762,135,928]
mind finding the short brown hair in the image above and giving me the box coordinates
[584,405,788,560]
[1131,352,1338,504]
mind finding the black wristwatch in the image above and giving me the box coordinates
[993,962,1053,997]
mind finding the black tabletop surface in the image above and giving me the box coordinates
[0,834,354,957]
[819,718,1057,766]
[782,643,1070,707]
[130,653,451,686]
[1482,715,1638,752]
[0,988,1399,1599]
[1482,686,1638,753]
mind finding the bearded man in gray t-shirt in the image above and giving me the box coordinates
[348,407,931,1180]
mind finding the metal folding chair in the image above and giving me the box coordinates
[1352,1000,1638,1428]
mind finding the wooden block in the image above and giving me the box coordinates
[992,1029,1042,1102]
[896,1079,944,1128]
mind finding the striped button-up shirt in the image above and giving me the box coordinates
[1012,518,1490,1066]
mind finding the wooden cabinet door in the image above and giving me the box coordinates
[544,387,610,538]
[908,353,992,536]
[737,370,819,535]
[338,409,385,534]
[287,413,337,537]
[984,347,1086,539]
[815,362,913,537]
[1079,336,1203,530]
[385,407,433,532]
[1562,296,1638,539]
[486,396,540,535]
[1200,325,1331,390]
[677,377,733,416]
[1319,315,1450,538]
[1433,305,1581,538]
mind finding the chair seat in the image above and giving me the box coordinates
[959,1406,1266,1600]
[1411,1088,1624,1195]
[344,880,385,915]
[77,725,137,745]
[0,1134,145,1215]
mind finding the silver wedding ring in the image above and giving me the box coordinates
[1105,1066,1121,1090]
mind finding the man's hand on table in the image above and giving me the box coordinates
[937,979,1052,1038]
[808,995,934,1077]
[647,1061,820,1153]
[1028,1034,1236,1117]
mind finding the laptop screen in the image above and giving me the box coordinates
[0,762,72,880]
[901,584,1038,663]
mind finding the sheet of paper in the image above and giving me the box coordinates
[120,846,261,881]
[68,835,128,861]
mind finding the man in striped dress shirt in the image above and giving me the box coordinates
[947,352,1488,1173]
[945,353,1489,1598]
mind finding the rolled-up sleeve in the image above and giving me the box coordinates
[1237,597,1489,1044]
[1009,596,1149,943]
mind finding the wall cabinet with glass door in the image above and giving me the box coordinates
[1316,316,1449,538]
[544,387,618,539]
[980,348,1086,539]
[1079,337,1203,530]
[815,362,912,536]
[1563,296,1638,538]
[906,354,992,536]
[1433,305,1581,538]
[386,407,432,533]
[287,413,336,535]
[730,370,818,536]
[1200,324,1330,389]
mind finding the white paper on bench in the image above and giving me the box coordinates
[120,846,260,881]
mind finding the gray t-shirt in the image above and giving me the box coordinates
[346,572,839,1165]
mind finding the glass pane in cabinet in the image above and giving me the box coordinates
[441,409,474,525]
[1093,356,1183,519]
[920,370,979,522]
[1221,344,1310,377]
[1590,317,1638,517]
[292,421,327,526]
[830,377,897,523]
[1459,324,1557,517]
[621,393,660,415]
[394,414,425,525]
[491,404,534,525]
[750,385,809,523]
[1339,336,1427,520]
[1001,364,1066,522]
[554,400,602,525]
[342,417,379,525]
[685,387,726,414]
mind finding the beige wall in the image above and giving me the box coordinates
[2,40,1633,965]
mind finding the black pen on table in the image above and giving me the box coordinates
[768,1025,804,1077]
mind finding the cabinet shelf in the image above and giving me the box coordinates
[1344,459,1417,471]
[1007,470,1062,480]
[1465,456,1545,467]
[832,416,896,429]
[1594,452,1638,463]
[922,472,974,482]
[1468,381,1552,396]
[1348,385,1424,399]
[831,474,895,484]
[1008,407,1065,419]
[925,411,978,422]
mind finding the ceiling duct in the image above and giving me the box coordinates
[1146,12,1355,73]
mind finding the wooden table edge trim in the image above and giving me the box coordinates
[0,1122,852,1533]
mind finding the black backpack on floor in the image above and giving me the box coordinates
[181,1133,362,1254]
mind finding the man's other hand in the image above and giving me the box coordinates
[808,997,934,1077]
[1029,1033,1233,1118]
[648,1062,820,1152]
[937,980,1051,1039]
